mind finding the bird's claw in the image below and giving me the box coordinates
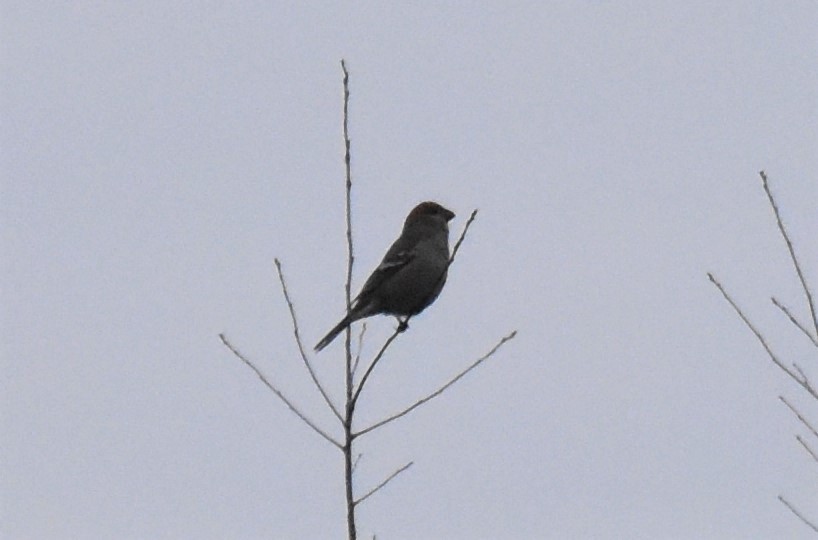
[396,318,409,333]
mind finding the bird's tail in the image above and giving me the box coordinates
[314,315,353,352]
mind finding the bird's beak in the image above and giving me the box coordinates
[443,208,455,222]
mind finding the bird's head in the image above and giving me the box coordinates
[406,201,456,225]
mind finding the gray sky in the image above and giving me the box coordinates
[3,2,817,539]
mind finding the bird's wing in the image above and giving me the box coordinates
[354,248,415,304]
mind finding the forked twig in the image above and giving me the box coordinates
[275,259,342,421]
[760,171,818,342]
[226,61,516,540]
[710,173,818,536]
[219,333,342,449]
[354,462,414,506]
[356,331,517,437]
[707,273,818,400]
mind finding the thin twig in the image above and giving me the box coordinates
[352,452,363,473]
[275,259,342,422]
[795,435,818,463]
[772,297,818,347]
[792,363,810,387]
[449,209,478,264]
[760,171,818,342]
[779,495,818,533]
[779,396,818,440]
[356,331,517,437]
[352,330,402,408]
[219,333,342,449]
[354,462,414,506]
[352,322,367,377]
[342,59,355,364]
[707,273,818,400]
[351,210,480,407]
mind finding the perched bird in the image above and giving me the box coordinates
[315,201,455,352]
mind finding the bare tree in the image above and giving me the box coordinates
[220,61,517,540]
[709,171,818,534]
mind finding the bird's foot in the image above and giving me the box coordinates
[396,317,409,333]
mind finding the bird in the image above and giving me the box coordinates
[314,201,455,352]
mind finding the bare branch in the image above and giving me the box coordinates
[772,297,818,347]
[760,171,818,343]
[779,495,818,533]
[779,396,818,440]
[707,273,818,400]
[275,259,342,422]
[340,58,357,540]
[795,435,818,464]
[351,210,480,408]
[354,461,414,506]
[340,56,355,414]
[219,333,342,449]
[342,59,355,369]
[356,331,518,437]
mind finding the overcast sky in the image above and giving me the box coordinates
[3,2,818,539]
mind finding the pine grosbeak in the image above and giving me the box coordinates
[314,201,455,352]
